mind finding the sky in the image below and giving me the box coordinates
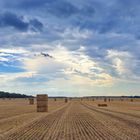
[0,0,140,97]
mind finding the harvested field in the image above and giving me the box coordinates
[0,98,140,140]
[0,98,65,135]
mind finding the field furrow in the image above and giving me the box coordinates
[81,102,140,140]
[1,104,69,140]
[0,100,140,140]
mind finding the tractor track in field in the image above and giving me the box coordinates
[101,108,140,119]
[1,101,140,140]
[81,102,140,140]
[42,102,121,140]
[86,102,140,119]
[0,102,66,136]
[81,102,140,128]
[1,103,70,140]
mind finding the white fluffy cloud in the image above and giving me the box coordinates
[0,48,28,54]
[106,49,140,81]
[23,45,114,86]
[107,50,131,74]
[0,45,139,96]
[23,56,67,74]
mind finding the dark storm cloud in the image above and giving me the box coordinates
[29,19,43,32]
[0,0,140,95]
[2,0,95,18]
[46,1,79,18]
[0,12,43,32]
[0,12,28,31]
[1,0,49,9]
[0,0,140,78]
[18,0,49,8]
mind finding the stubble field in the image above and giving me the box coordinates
[0,98,140,140]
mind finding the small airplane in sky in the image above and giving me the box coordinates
[34,52,53,58]
[40,52,53,58]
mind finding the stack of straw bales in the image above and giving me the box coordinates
[98,104,107,107]
[37,94,48,112]
[29,98,34,105]
[65,98,68,103]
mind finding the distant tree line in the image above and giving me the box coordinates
[83,96,140,98]
[121,96,140,98]
[0,91,33,98]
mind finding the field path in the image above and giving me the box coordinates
[1,101,140,140]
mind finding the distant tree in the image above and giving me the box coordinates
[0,91,33,98]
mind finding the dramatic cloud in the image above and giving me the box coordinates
[0,0,140,96]
[0,12,43,32]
